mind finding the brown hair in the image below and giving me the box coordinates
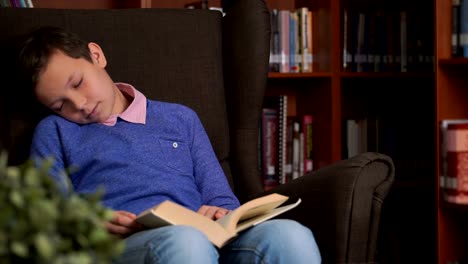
[17,26,92,90]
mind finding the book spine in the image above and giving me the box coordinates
[269,9,280,72]
[279,10,290,73]
[261,108,279,190]
[292,120,301,179]
[343,9,352,71]
[355,12,367,72]
[285,117,294,182]
[307,10,314,71]
[302,115,313,174]
[300,7,310,72]
[461,0,468,56]
[452,0,463,57]
[278,95,288,184]
[289,11,299,73]
[400,11,407,72]
[346,119,359,158]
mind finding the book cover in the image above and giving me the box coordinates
[136,193,302,248]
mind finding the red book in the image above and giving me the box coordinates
[445,123,468,204]
[302,115,313,174]
[261,108,279,190]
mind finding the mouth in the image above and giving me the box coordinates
[86,104,98,119]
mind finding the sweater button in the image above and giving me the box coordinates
[173,142,178,148]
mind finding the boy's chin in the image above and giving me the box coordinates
[62,116,95,125]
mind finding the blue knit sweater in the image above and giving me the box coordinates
[30,100,240,214]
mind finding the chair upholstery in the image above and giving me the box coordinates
[0,1,395,263]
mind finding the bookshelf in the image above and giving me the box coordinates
[266,0,437,263]
[436,0,468,263]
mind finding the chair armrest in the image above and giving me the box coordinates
[261,152,395,264]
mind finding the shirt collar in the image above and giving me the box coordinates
[100,83,147,126]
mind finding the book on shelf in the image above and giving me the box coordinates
[261,107,279,190]
[136,193,301,248]
[269,9,281,72]
[285,117,294,182]
[341,8,432,72]
[439,119,468,204]
[452,0,463,57]
[298,7,312,72]
[302,115,313,174]
[345,118,368,158]
[355,12,368,72]
[268,7,314,73]
[291,118,301,180]
[278,96,288,184]
[344,117,381,158]
[262,95,288,186]
[0,0,33,7]
[399,11,407,72]
[307,9,315,71]
[289,10,300,73]
[259,96,317,187]
[342,9,355,72]
[279,10,290,73]
[461,0,468,57]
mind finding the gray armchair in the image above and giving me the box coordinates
[0,0,394,263]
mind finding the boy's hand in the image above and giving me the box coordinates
[198,205,231,220]
[106,210,144,238]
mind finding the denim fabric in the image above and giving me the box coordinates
[114,219,321,264]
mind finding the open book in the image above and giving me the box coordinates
[136,193,301,248]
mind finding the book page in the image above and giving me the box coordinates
[136,201,234,248]
[216,193,289,232]
[235,198,301,232]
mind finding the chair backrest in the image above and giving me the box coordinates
[0,0,271,201]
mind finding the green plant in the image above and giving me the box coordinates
[0,153,124,264]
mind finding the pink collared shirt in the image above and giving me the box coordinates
[100,83,147,126]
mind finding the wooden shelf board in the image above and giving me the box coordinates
[439,57,468,66]
[340,72,434,78]
[440,200,468,211]
[268,72,332,78]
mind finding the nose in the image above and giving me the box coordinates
[68,93,86,111]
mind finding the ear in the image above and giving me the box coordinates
[88,42,107,68]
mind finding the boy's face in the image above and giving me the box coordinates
[35,43,126,124]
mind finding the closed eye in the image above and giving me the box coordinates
[73,77,83,88]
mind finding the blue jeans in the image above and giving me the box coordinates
[113,219,321,264]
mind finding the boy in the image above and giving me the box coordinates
[18,26,321,263]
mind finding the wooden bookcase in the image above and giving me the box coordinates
[266,0,437,263]
[436,0,468,263]
[28,0,463,262]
